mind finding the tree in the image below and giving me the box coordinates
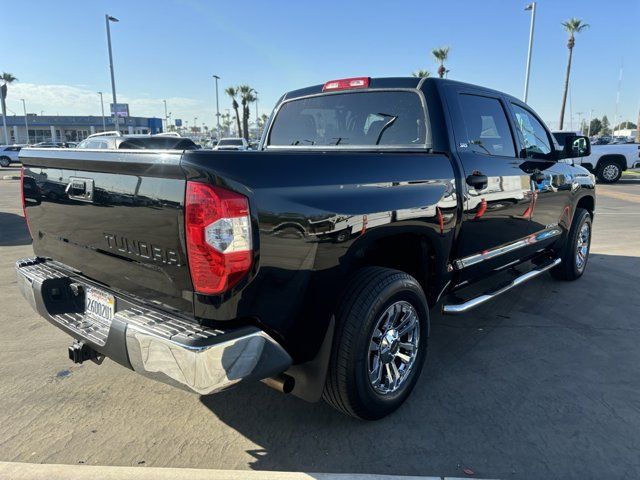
[221,112,233,137]
[1,72,18,144]
[412,69,430,78]
[588,117,602,136]
[601,115,610,136]
[613,121,636,130]
[238,85,256,140]
[225,87,242,138]
[558,18,589,130]
[432,47,450,78]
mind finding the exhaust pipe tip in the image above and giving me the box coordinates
[262,373,295,394]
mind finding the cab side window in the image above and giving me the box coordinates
[511,104,552,159]
[456,94,516,158]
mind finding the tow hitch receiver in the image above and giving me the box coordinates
[68,341,104,365]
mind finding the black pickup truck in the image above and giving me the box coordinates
[17,77,595,420]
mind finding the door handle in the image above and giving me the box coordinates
[466,173,488,190]
[531,172,545,183]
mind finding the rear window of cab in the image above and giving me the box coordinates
[267,91,428,148]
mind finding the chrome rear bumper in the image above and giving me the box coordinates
[16,258,291,395]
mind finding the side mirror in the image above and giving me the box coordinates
[558,135,591,159]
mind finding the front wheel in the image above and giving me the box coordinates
[0,157,10,168]
[596,160,622,183]
[551,208,592,281]
[323,267,429,420]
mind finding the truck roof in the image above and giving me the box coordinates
[281,77,520,103]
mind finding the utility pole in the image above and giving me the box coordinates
[213,75,221,140]
[105,14,120,131]
[612,63,623,137]
[21,99,29,144]
[98,92,106,131]
[523,3,536,103]
[163,100,168,132]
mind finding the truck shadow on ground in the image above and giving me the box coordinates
[200,253,640,479]
[0,212,32,246]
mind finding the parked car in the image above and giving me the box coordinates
[214,137,249,150]
[75,134,199,150]
[32,141,72,148]
[0,144,26,167]
[17,77,595,420]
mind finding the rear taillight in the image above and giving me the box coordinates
[322,77,370,92]
[20,167,32,238]
[185,182,252,295]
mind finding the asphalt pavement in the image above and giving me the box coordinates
[0,175,639,479]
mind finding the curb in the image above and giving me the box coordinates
[0,462,493,480]
[1,174,20,180]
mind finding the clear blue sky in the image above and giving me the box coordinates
[3,0,638,130]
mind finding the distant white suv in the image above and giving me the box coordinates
[214,137,249,151]
[553,131,640,183]
[0,145,26,167]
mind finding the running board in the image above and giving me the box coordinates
[442,258,561,315]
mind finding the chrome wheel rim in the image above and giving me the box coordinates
[368,300,420,395]
[602,164,619,181]
[576,222,590,271]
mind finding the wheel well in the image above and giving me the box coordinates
[576,195,595,217]
[597,154,627,172]
[356,233,435,300]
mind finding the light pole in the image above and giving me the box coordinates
[586,109,594,137]
[105,14,119,131]
[213,75,221,140]
[163,100,168,132]
[254,90,259,140]
[194,116,198,133]
[98,91,106,131]
[20,99,29,144]
[523,2,536,103]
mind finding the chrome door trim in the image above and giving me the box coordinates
[453,227,562,270]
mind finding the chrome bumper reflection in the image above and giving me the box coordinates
[125,325,291,395]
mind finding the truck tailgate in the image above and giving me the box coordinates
[20,149,193,314]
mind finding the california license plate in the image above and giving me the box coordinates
[85,287,116,325]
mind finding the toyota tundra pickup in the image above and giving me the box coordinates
[17,77,596,420]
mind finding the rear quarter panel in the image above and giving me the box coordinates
[181,150,458,361]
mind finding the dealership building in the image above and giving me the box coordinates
[0,115,163,144]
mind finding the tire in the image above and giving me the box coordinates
[323,267,429,420]
[596,159,622,183]
[550,208,592,281]
[0,156,10,168]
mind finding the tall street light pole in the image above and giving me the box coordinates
[163,99,168,132]
[523,2,536,103]
[213,75,221,140]
[98,92,106,131]
[105,14,120,131]
[21,99,29,144]
[254,90,259,140]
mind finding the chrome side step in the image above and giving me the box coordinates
[442,258,561,315]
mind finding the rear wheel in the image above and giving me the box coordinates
[596,159,622,183]
[551,208,592,281]
[0,156,10,168]
[323,267,429,420]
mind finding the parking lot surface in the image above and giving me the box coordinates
[0,176,639,479]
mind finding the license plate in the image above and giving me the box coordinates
[85,287,116,325]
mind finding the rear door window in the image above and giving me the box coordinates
[268,91,427,148]
[455,94,516,157]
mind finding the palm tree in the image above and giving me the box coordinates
[558,18,589,130]
[225,87,242,137]
[1,72,18,144]
[432,47,450,78]
[238,85,256,140]
[412,70,431,78]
